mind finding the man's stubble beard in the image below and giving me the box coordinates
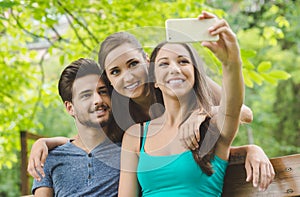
[78,111,113,134]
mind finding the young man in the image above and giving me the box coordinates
[32,58,122,196]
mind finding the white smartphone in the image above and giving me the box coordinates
[165,18,219,43]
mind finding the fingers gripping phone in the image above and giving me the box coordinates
[165,18,219,43]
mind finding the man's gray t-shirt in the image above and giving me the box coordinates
[32,139,121,197]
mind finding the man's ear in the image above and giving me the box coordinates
[65,101,75,117]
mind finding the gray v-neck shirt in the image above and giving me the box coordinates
[32,139,121,197]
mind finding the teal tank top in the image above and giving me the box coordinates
[137,121,228,197]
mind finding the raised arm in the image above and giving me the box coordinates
[118,124,141,197]
[200,11,274,191]
[200,11,244,160]
[27,136,69,181]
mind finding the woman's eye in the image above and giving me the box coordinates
[158,62,168,67]
[179,59,190,65]
[129,61,139,68]
[110,69,120,75]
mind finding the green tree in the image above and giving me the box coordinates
[231,0,299,156]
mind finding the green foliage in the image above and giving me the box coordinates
[226,0,299,157]
[0,0,299,195]
[0,163,20,197]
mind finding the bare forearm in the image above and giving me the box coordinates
[229,145,249,164]
[229,145,266,164]
[206,76,221,105]
[34,187,54,196]
[41,137,69,150]
[221,64,244,117]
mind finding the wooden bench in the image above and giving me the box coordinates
[222,154,300,197]
[21,131,300,196]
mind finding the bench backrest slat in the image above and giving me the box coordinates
[222,154,300,197]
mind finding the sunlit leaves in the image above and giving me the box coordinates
[275,16,290,28]
[243,69,253,87]
[237,28,265,49]
[267,4,279,16]
[263,26,284,46]
[242,58,291,87]
[257,61,271,72]
[0,0,19,8]
[241,49,256,70]
[248,70,264,86]
[268,70,291,80]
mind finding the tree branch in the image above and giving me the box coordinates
[29,50,46,122]
[64,14,93,51]
[10,8,64,50]
[50,25,68,42]
[57,0,100,44]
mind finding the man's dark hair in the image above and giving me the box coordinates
[58,58,110,102]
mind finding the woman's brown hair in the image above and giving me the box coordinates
[149,42,219,175]
[97,32,164,130]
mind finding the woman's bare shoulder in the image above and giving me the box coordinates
[124,123,141,139]
[122,123,141,152]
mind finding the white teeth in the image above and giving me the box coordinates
[94,109,104,115]
[125,82,139,89]
[168,79,183,84]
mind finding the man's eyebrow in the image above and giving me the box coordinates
[79,89,92,95]
[98,86,107,90]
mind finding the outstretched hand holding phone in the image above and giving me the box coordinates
[166,17,219,42]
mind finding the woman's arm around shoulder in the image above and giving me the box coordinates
[27,136,69,181]
[229,145,275,191]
